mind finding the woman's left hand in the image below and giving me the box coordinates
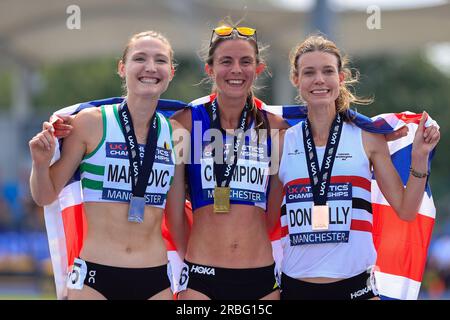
[412,111,440,157]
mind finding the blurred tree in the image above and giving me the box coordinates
[0,71,12,110]
[33,57,122,111]
[354,52,450,224]
[33,56,208,110]
[162,56,208,102]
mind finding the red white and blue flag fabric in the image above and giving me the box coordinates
[370,112,436,300]
[44,96,437,300]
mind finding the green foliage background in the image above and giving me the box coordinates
[1,51,448,228]
[354,53,450,229]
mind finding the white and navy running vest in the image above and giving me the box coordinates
[278,120,376,279]
[187,101,272,211]
[80,104,175,209]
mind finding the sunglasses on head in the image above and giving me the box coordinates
[210,26,258,52]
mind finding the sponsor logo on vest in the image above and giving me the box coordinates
[287,183,350,202]
[287,185,311,195]
[203,143,268,160]
[190,265,215,276]
[109,143,126,150]
[288,149,303,156]
[155,148,172,163]
[107,143,172,163]
[336,153,353,161]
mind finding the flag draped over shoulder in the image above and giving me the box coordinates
[44,96,437,300]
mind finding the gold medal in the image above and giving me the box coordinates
[312,204,329,230]
[214,187,230,213]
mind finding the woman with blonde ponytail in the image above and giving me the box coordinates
[29,30,180,300]
[269,35,440,300]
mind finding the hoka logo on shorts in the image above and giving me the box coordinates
[191,265,215,276]
[350,286,371,299]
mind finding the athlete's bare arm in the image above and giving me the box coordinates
[30,108,102,205]
[166,117,192,259]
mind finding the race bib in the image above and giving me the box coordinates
[285,182,353,246]
[102,142,174,206]
[200,141,270,203]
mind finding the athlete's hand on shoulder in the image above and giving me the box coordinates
[171,108,192,132]
[385,126,408,142]
[49,114,74,138]
[412,111,440,158]
[268,112,290,130]
[29,122,57,166]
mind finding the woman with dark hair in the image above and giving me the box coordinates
[167,21,288,300]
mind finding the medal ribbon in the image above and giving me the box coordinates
[118,100,159,200]
[302,113,343,205]
[207,99,249,188]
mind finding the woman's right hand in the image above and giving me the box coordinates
[29,122,57,166]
